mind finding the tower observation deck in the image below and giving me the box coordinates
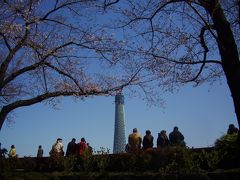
[113,93,126,153]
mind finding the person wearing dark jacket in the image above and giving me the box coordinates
[66,138,77,156]
[142,130,154,150]
[37,145,44,158]
[169,126,185,146]
[227,124,238,135]
[157,130,170,148]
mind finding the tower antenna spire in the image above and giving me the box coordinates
[113,92,126,153]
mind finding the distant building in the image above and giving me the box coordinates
[113,93,126,153]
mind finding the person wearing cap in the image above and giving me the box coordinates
[128,128,142,152]
[50,138,64,157]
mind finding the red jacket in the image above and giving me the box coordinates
[78,141,87,155]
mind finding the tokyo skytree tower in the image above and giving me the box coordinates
[113,93,126,153]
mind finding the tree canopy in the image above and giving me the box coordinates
[103,0,240,135]
[0,0,142,129]
[0,0,239,134]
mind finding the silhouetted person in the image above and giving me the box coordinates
[66,138,77,156]
[142,130,154,150]
[169,126,185,146]
[157,130,170,148]
[86,143,93,155]
[128,128,142,152]
[37,145,44,158]
[125,143,130,153]
[9,145,17,158]
[227,124,238,135]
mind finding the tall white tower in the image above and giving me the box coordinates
[113,93,126,153]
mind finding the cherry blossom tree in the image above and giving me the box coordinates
[102,0,240,136]
[0,0,143,130]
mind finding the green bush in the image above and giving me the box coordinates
[192,150,219,171]
[215,133,240,168]
[2,140,239,174]
[158,147,200,174]
[0,158,22,171]
[47,156,65,171]
[63,155,78,172]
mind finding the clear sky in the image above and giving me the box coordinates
[0,1,238,158]
[0,78,237,157]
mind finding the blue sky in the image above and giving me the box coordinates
[0,0,238,160]
[0,78,236,157]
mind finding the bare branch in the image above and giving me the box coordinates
[44,62,85,93]
[2,61,45,87]
[103,0,120,10]
[182,25,210,83]
[151,54,221,65]
[0,27,30,89]
[186,1,219,42]
[0,32,12,51]
[40,0,84,20]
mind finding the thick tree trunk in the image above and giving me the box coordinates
[0,107,9,131]
[204,1,240,140]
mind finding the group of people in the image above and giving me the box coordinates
[126,124,240,153]
[0,137,93,159]
[48,137,93,158]
[1,124,238,158]
[126,126,186,152]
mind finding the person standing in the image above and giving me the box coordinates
[9,145,17,158]
[128,128,142,152]
[77,138,88,156]
[50,138,64,157]
[66,138,77,156]
[142,130,154,150]
[86,143,93,155]
[37,145,44,158]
